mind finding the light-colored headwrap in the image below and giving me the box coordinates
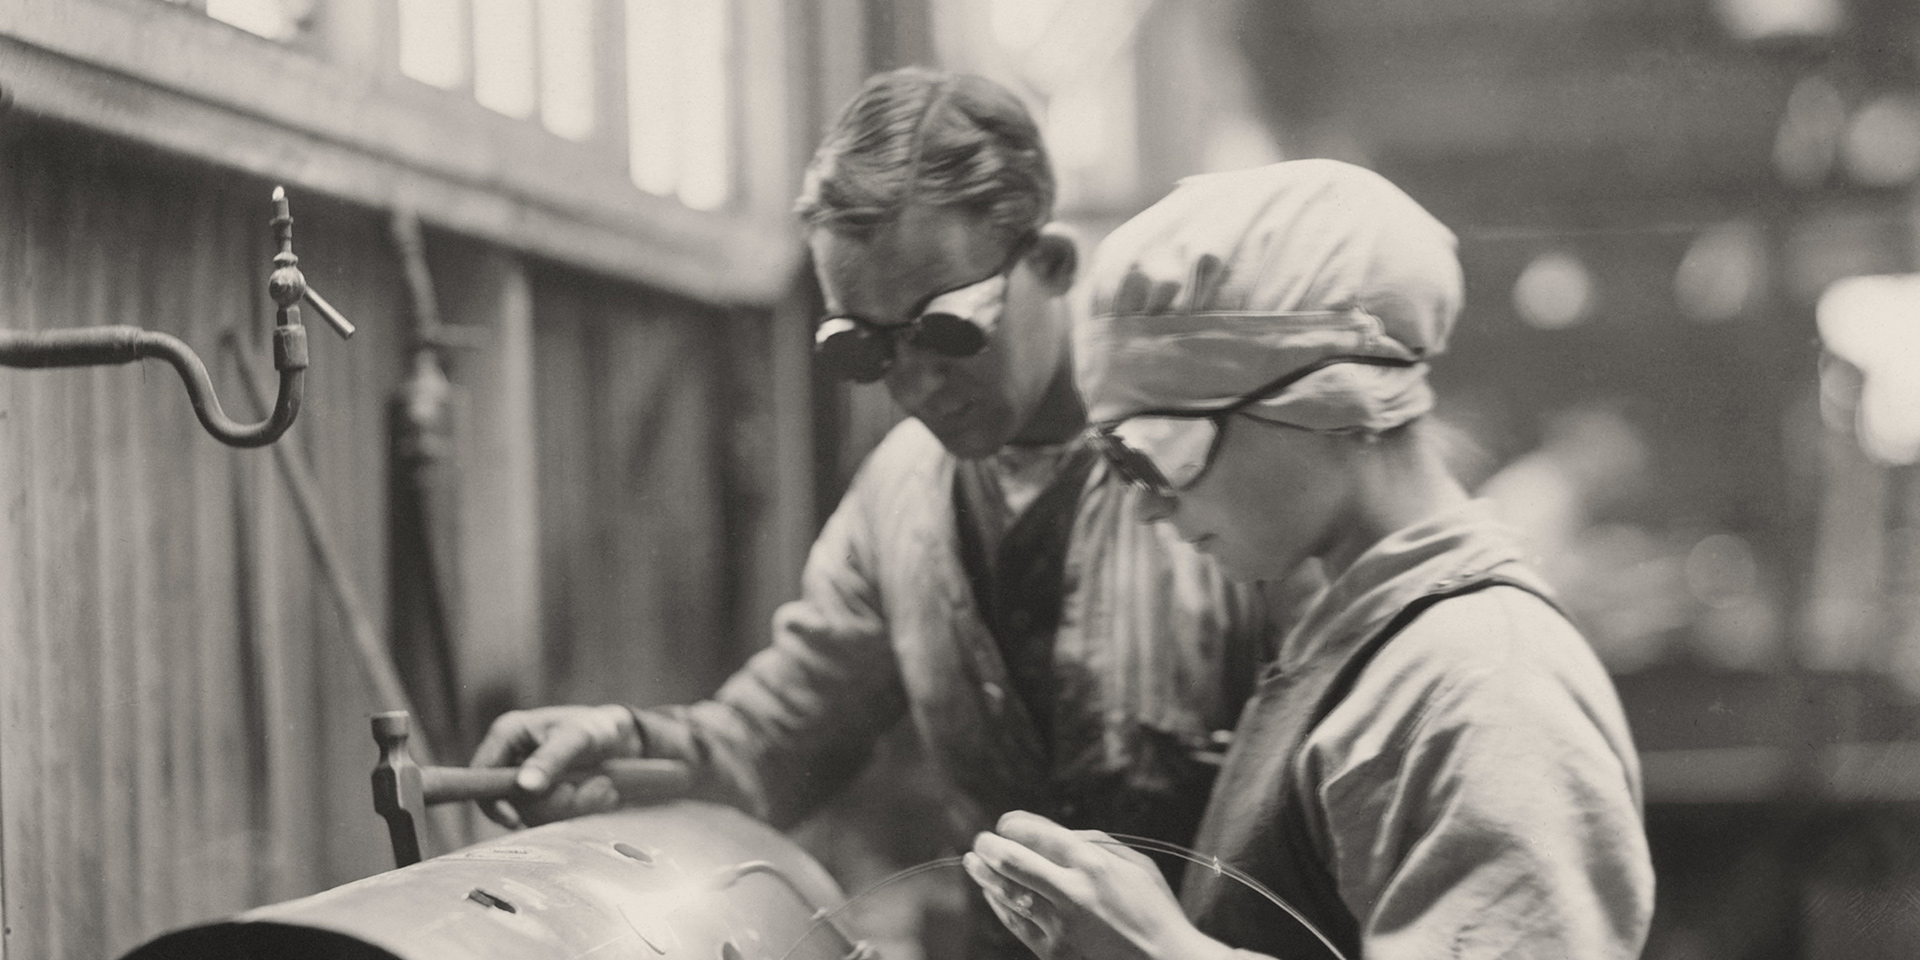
[1077,159,1463,432]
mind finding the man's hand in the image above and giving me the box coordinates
[469,704,644,828]
[964,811,1236,960]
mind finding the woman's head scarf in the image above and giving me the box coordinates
[1077,159,1463,432]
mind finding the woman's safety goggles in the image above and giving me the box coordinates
[813,235,1035,384]
[1091,354,1420,498]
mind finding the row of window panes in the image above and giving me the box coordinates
[175,0,305,39]
[183,0,732,210]
[397,0,731,210]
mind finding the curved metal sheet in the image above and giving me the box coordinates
[120,802,856,960]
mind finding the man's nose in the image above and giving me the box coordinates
[1133,488,1177,524]
[885,340,948,409]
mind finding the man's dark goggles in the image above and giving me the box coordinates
[813,299,997,383]
[1092,354,1421,497]
[813,235,1034,384]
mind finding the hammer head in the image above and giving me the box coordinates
[370,711,428,867]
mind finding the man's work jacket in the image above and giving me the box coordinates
[632,419,1282,849]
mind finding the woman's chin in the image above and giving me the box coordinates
[1213,541,1305,583]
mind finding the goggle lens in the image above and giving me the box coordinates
[1095,417,1220,496]
[911,313,989,355]
[812,274,1006,383]
[814,318,893,384]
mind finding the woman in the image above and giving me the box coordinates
[963,160,1654,960]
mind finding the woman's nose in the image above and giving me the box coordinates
[1133,488,1177,524]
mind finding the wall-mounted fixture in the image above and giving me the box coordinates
[0,187,353,448]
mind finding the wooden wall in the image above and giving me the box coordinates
[526,266,787,710]
[0,116,794,960]
[0,120,410,958]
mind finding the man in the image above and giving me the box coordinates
[472,68,1287,955]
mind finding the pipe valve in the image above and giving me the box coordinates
[0,186,355,447]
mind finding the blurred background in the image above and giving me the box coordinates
[3,1,1920,958]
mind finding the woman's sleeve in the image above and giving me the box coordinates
[1318,590,1655,960]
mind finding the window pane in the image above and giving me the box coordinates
[675,0,731,210]
[626,0,680,195]
[207,0,299,40]
[539,0,597,141]
[474,0,537,118]
[399,0,469,89]
[627,0,731,208]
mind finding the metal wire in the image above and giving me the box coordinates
[771,833,1349,960]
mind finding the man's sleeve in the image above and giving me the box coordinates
[631,475,910,829]
[1322,593,1655,960]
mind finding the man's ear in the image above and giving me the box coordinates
[1026,227,1078,296]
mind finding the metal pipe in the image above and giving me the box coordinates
[0,323,304,447]
[116,803,864,960]
[0,186,351,448]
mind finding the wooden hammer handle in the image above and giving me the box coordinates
[419,759,693,805]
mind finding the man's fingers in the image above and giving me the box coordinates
[519,781,579,827]
[571,775,621,814]
[516,723,600,793]
[483,798,525,830]
[469,713,539,769]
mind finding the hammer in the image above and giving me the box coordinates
[371,711,693,867]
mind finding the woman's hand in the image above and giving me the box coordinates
[964,811,1235,960]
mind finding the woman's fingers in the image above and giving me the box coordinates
[1073,830,1164,876]
[965,854,1033,917]
[983,883,1048,951]
[996,811,1115,874]
[973,831,1079,904]
[964,853,1049,952]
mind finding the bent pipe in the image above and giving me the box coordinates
[0,323,306,448]
[0,187,350,449]
[117,802,863,960]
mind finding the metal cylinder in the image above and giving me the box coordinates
[119,802,858,960]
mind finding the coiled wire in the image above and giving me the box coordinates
[773,832,1348,960]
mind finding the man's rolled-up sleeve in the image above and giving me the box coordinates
[634,479,910,828]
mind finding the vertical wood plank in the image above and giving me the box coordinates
[533,275,734,708]
[88,161,140,957]
[146,169,204,933]
[189,172,255,918]
[307,205,405,890]
[39,148,103,960]
[132,171,195,941]
[448,246,545,733]
[533,278,596,702]
[0,124,40,960]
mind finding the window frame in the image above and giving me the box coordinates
[0,0,799,304]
